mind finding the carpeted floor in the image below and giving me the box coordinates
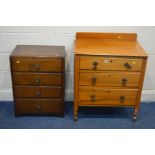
[0,101,155,129]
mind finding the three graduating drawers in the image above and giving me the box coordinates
[74,32,147,121]
[78,56,141,106]
[10,45,65,116]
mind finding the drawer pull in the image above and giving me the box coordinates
[92,61,98,70]
[124,63,132,69]
[36,91,41,97]
[90,95,96,102]
[32,64,40,70]
[36,105,41,111]
[34,78,40,84]
[91,77,97,85]
[122,78,127,86]
[120,96,125,103]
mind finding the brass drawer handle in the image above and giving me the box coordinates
[32,64,40,70]
[90,95,96,102]
[122,78,127,86]
[120,96,125,103]
[91,77,97,85]
[35,91,41,97]
[92,61,98,70]
[34,78,40,84]
[124,63,132,69]
[36,105,41,111]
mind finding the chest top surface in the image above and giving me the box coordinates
[11,45,65,58]
[75,32,147,57]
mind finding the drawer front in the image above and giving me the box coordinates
[14,86,63,98]
[12,73,62,86]
[79,86,138,106]
[11,58,63,72]
[79,72,140,87]
[80,56,143,71]
[15,99,64,115]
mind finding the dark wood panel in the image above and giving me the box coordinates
[12,73,62,86]
[15,99,64,116]
[11,45,65,58]
[14,86,63,98]
[11,58,63,72]
[10,45,65,117]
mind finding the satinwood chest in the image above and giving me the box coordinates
[10,45,65,116]
[74,32,147,121]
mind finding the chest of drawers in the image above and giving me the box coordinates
[10,45,65,116]
[74,32,147,121]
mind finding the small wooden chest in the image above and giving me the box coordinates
[10,45,65,116]
[74,32,148,121]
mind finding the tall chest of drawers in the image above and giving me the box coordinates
[10,45,65,116]
[74,32,148,121]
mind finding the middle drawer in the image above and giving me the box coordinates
[12,73,62,86]
[14,86,63,98]
[79,72,140,87]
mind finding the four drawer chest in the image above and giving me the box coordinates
[74,32,147,121]
[10,45,65,116]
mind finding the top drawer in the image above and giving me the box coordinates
[80,56,143,71]
[11,58,63,72]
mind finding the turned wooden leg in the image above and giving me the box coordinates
[132,107,138,122]
[74,113,78,121]
[74,106,78,121]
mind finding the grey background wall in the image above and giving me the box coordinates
[0,26,155,102]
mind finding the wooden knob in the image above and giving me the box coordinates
[34,78,40,84]
[32,64,40,70]
[36,91,41,97]
[36,105,41,111]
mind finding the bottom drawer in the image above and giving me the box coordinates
[79,86,138,106]
[15,99,64,116]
